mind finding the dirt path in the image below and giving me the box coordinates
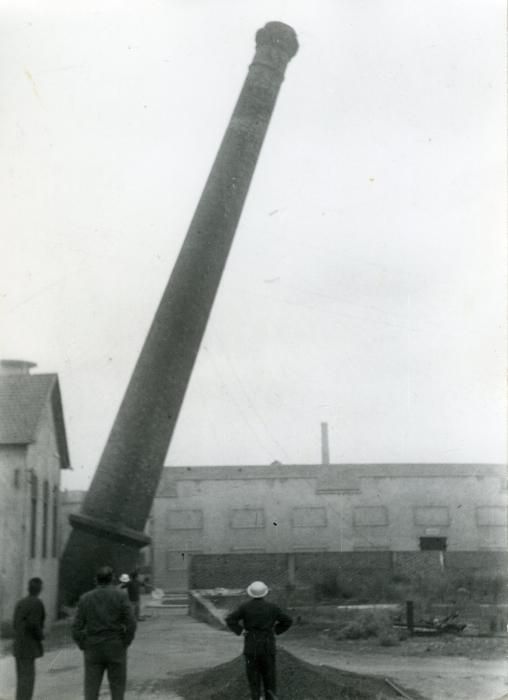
[284,637,508,700]
[1,610,506,699]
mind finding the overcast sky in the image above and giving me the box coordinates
[1,0,506,490]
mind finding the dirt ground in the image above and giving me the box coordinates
[1,610,507,699]
[288,624,508,660]
[282,627,508,700]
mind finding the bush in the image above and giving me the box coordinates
[338,621,364,640]
[336,610,395,641]
[314,570,339,599]
[473,573,508,603]
[361,610,393,635]
[378,630,400,646]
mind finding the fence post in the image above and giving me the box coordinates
[406,600,414,634]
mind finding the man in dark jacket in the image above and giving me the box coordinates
[125,571,142,621]
[12,577,45,700]
[225,580,292,700]
[72,566,136,700]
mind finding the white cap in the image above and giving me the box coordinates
[119,573,130,583]
[247,581,269,598]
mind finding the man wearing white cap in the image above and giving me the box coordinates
[118,574,130,588]
[225,581,292,700]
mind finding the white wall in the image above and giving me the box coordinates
[23,400,63,623]
[0,446,27,628]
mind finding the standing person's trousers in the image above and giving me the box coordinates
[15,657,36,700]
[244,651,277,700]
[83,639,127,700]
[131,600,141,620]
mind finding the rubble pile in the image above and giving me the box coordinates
[174,648,400,699]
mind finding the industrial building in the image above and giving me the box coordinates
[151,462,507,591]
[0,360,70,630]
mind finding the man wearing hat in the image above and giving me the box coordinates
[72,566,136,700]
[225,581,292,700]
[118,573,130,594]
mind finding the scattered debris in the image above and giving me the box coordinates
[393,611,467,636]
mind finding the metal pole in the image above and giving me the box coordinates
[406,600,414,634]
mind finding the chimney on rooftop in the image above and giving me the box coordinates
[0,360,37,376]
[321,422,330,465]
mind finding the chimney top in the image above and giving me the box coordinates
[0,359,37,376]
[255,22,299,59]
[321,422,330,465]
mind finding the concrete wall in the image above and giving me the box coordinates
[152,464,507,590]
[0,401,63,629]
[24,400,62,622]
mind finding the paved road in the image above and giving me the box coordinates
[0,609,506,699]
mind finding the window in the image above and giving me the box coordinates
[52,486,59,557]
[419,537,447,551]
[476,507,507,526]
[230,509,265,529]
[42,481,49,558]
[476,507,507,550]
[478,527,507,549]
[167,510,203,530]
[291,507,327,528]
[30,473,38,558]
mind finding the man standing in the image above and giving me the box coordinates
[12,577,45,700]
[72,566,136,700]
[225,580,292,700]
[126,571,142,621]
[117,573,130,595]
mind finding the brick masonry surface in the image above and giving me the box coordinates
[190,550,508,595]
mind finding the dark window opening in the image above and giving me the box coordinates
[13,469,20,488]
[419,536,447,551]
[42,481,49,558]
[52,486,59,557]
[30,473,38,558]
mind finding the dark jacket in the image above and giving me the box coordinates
[225,598,292,655]
[126,579,140,603]
[12,595,45,659]
[72,584,136,649]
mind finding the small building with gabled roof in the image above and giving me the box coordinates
[0,360,70,631]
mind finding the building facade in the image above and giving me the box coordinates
[0,360,70,630]
[152,463,507,591]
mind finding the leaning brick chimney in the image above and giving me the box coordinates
[60,22,299,604]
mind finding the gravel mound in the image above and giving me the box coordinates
[173,647,400,699]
